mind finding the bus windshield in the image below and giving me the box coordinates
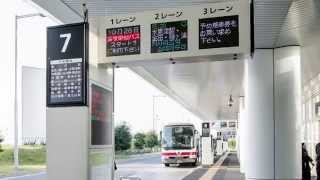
[162,126,194,150]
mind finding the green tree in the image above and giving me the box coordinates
[115,122,132,151]
[133,132,146,149]
[144,131,158,149]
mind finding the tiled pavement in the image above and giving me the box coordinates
[212,153,244,180]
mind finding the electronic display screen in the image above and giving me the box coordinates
[106,25,140,56]
[47,23,88,107]
[151,20,188,53]
[91,84,112,146]
[199,15,239,49]
[316,102,320,117]
[220,121,228,128]
[202,122,210,137]
[228,121,236,128]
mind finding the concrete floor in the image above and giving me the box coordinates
[211,153,244,180]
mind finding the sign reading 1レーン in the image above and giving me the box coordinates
[99,1,250,63]
[106,25,141,56]
[151,20,188,53]
[47,23,88,107]
[199,15,239,49]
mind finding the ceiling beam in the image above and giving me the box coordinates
[30,0,83,24]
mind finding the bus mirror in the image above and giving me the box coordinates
[159,131,162,142]
[194,130,198,134]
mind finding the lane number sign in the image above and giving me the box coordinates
[47,23,89,107]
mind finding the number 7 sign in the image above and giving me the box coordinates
[60,33,71,53]
[47,23,89,107]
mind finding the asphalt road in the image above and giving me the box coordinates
[115,153,198,180]
[1,154,198,180]
[0,172,46,180]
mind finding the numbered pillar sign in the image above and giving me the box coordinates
[47,23,89,107]
[202,122,210,137]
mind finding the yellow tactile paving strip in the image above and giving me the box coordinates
[199,152,229,180]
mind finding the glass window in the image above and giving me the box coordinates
[162,126,194,150]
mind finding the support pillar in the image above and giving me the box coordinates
[246,47,301,179]
[238,96,247,174]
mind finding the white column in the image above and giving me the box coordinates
[246,47,301,179]
[274,46,301,179]
[238,96,247,174]
[247,49,275,179]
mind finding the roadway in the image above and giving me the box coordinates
[0,172,46,180]
[115,153,198,180]
[0,153,197,180]
[1,153,242,180]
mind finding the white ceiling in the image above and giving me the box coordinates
[61,0,294,48]
[135,60,245,121]
[48,0,319,121]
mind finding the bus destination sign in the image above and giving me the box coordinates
[199,15,239,49]
[106,25,141,56]
[151,20,188,53]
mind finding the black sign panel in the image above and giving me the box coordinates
[228,121,236,128]
[106,25,140,56]
[202,122,210,137]
[199,15,239,49]
[91,84,112,146]
[220,121,227,128]
[47,23,88,107]
[316,102,320,117]
[151,20,188,53]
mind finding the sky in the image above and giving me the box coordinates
[0,1,15,144]
[0,0,57,144]
[115,68,202,134]
[0,0,202,144]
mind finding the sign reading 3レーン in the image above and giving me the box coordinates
[97,0,250,63]
[199,15,239,49]
[47,23,88,107]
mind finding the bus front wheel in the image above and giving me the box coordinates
[164,163,170,167]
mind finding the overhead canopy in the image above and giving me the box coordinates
[31,0,320,121]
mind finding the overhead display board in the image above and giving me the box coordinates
[199,15,239,49]
[97,0,250,63]
[47,23,88,107]
[91,84,112,146]
[151,20,188,53]
[106,25,141,56]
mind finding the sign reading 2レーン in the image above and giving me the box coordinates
[151,20,188,53]
[47,23,88,107]
[98,1,250,63]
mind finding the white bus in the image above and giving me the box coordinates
[160,123,199,167]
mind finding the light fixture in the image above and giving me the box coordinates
[228,95,233,107]
[106,67,113,75]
